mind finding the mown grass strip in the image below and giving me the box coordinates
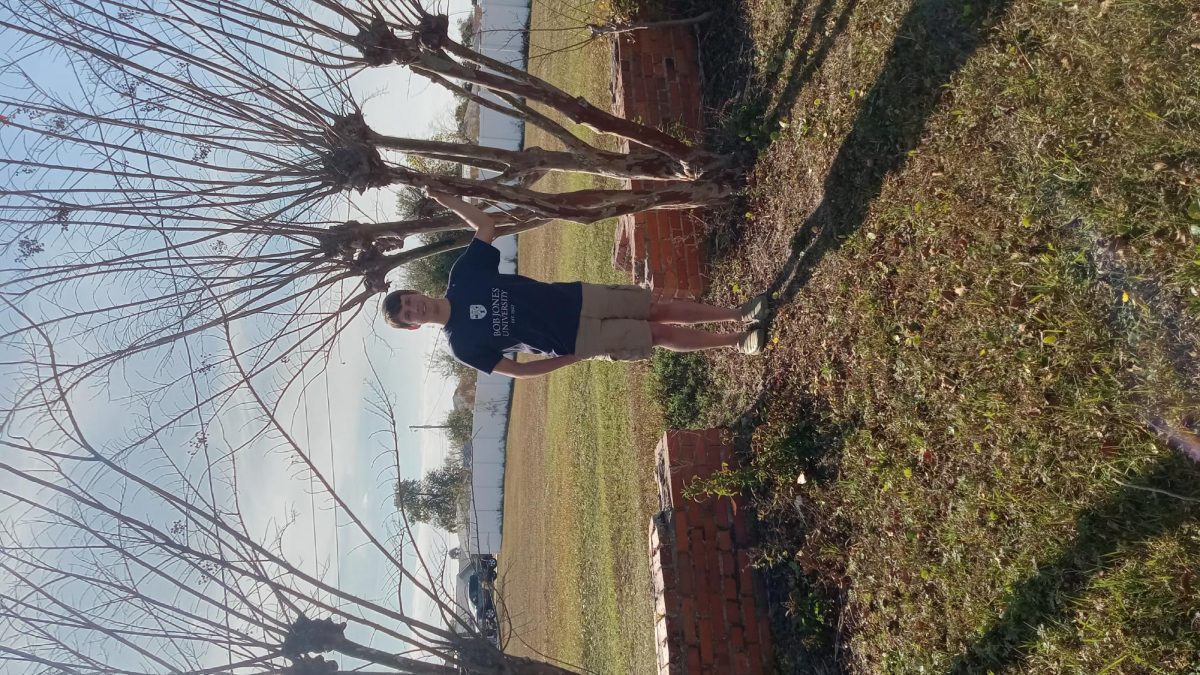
[498,2,662,673]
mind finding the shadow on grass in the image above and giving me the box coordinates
[764,0,1014,307]
[735,402,863,673]
[674,0,858,151]
[948,456,1200,674]
[718,0,1019,459]
[704,0,1017,668]
[669,0,1200,671]
[761,0,860,128]
[728,0,1017,447]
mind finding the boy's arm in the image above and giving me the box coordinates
[429,191,496,244]
[491,355,581,379]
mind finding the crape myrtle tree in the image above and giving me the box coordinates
[16,3,1195,671]
[0,328,579,674]
[0,0,736,414]
[395,156,466,297]
[0,3,730,666]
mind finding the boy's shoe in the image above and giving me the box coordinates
[739,294,770,323]
[739,328,766,355]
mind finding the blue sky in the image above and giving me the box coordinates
[0,0,480,664]
[213,0,481,644]
[339,0,475,635]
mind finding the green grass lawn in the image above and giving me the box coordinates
[499,0,1198,671]
[679,0,1200,671]
[497,2,663,673]
[499,212,661,675]
[505,192,662,674]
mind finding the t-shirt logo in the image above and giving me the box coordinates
[469,304,487,320]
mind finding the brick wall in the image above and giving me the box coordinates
[610,27,707,300]
[648,430,774,674]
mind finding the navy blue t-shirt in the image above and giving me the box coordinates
[443,239,583,374]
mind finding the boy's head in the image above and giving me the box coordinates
[382,290,427,330]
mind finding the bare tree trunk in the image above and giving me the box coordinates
[371,132,689,181]
[414,50,698,165]
[398,169,736,222]
[330,638,457,673]
[587,11,715,36]
[317,631,582,674]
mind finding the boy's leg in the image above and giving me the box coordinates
[574,317,653,361]
[648,300,741,325]
[580,283,652,320]
[650,324,744,351]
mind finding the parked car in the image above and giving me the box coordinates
[478,554,498,581]
[467,574,481,607]
[476,592,497,622]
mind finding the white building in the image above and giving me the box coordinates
[457,235,517,558]
[455,0,528,574]
[465,0,530,159]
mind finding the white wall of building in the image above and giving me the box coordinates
[472,0,529,159]
[457,0,528,569]
[459,235,517,557]
[477,0,529,69]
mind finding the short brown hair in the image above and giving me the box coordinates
[381,290,419,329]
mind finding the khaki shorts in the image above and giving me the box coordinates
[573,283,653,361]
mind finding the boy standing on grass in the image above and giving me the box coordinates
[381,192,769,378]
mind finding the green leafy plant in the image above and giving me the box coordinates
[682,462,761,501]
[648,351,716,428]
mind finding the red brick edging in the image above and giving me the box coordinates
[610,28,708,300]
[648,430,774,674]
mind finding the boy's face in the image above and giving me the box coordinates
[391,292,435,327]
